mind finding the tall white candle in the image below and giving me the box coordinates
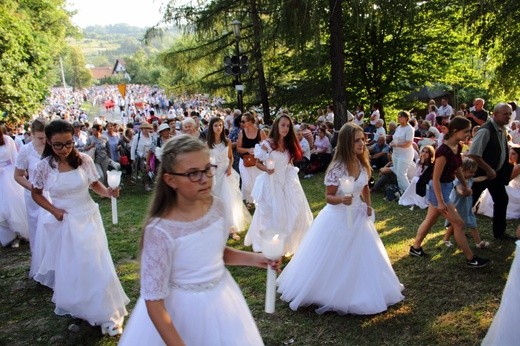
[340,176,354,228]
[107,171,122,225]
[261,233,285,314]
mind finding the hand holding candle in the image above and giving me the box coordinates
[106,170,122,225]
[261,231,285,314]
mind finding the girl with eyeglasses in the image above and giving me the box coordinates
[119,135,279,346]
[30,120,129,336]
[0,125,29,248]
[244,114,313,256]
[206,117,251,240]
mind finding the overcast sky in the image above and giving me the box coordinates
[68,0,164,28]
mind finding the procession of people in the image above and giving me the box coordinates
[1,86,520,345]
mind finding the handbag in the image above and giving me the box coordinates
[120,155,129,166]
[242,154,257,167]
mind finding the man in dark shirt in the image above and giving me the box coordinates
[467,98,489,128]
[369,135,390,169]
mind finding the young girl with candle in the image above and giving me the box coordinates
[31,120,129,335]
[206,117,251,239]
[277,123,404,315]
[244,114,313,255]
[119,135,280,346]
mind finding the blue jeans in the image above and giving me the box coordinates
[427,181,453,207]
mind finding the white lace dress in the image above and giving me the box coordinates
[244,141,313,255]
[0,135,29,246]
[119,199,263,346]
[211,142,251,233]
[475,171,520,219]
[482,240,520,345]
[15,141,52,276]
[277,162,404,315]
[398,164,429,209]
[31,153,129,326]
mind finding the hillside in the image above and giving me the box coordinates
[69,23,178,67]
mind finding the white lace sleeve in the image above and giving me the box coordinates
[254,140,272,162]
[80,153,100,184]
[15,144,29,170]
[324,161,345,186]
[31,158,52,190]
[140,219,174,301]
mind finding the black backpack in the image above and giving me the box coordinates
[416,164,433,197]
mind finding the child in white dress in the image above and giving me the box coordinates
[206,117,251,239]
[119,135,280,346]
[31,120,129,336]
[245,114,313,255]
[398,145,434,210]
[277,123,404,315]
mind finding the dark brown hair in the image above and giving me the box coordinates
[42,120,82,169]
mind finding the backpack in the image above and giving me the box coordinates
[416,164,433,197]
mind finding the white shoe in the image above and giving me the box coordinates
[10,239,20,248]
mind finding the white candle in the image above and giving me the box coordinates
[266,158,275,170]
[261,233,285,314]
[209,155,216,165]
[340,176,354,228]
[106,171,122,225]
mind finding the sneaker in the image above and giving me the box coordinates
[409,205,415,211]
[10,239,20,248]
[409,246,426,257]
[476,240,491,249]
[466,256,490,268]
[443,240,453,248]
[144,185,152,192]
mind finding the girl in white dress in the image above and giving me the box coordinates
[31,120,129,336]
[0,132,29,247]
[482,238,520,345]
[206,117,251,239]
[14,119,51,276]
[245,114,313,255]
[398,145,435,210]
[475,146,520,219]
[119,135,279,346]
[277,123,404,315]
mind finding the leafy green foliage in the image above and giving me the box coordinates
[0,0,72,121]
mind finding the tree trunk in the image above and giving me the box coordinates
[329,0,347,130]
[249,0,271,124]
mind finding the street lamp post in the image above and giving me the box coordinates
[231,20,243,113]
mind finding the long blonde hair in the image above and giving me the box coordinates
[140,135,208,250]
[328,123,371,177]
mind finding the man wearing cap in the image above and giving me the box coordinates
[130,122,154,192]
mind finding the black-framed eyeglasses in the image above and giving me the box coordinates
[169,164,217,183]
[51,141,75,150]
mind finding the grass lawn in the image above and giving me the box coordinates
[0,172,516,345]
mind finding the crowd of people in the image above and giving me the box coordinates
[1,85,519,344]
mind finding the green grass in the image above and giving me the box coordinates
[0,172,516,345]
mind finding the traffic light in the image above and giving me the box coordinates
[224,55,249,76]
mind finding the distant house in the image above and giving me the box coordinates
[90,66,113,81]
[112,59,131,81]
[89,59,131,83]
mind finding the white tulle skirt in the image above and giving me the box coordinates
[119,270,263,346]
[482,240,520,346]
[0,165,29,246]
[213,169,251,233]
[277,200,404,315]
[35,202,128,325]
